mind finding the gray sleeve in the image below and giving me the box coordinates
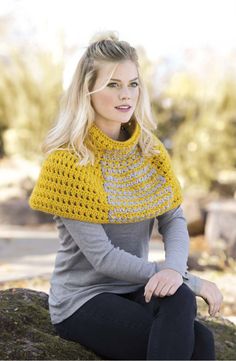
[182,270,203,295]
[60,217,160,283]
[156,206,189,276]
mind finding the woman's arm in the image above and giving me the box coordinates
[59,216,161,284]
[156,205,189,276]
[144,206,198,301]
[60,206,190,283]
[157,207,223,315]
[183,271,224,316]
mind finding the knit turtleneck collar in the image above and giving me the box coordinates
[86,120,141,154]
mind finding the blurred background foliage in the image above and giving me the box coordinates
[152,71,236,193]
[0,27,235,195]
[0,48,63,162]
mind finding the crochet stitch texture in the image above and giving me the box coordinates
[29,121,183,223]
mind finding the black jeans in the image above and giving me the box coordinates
[54,283,215,360]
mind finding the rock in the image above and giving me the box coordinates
[205,199,236,258]
[0,288,235,360]
[198,315,236,360]
[0,288,102,360]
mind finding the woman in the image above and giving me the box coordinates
[29,31,223,360]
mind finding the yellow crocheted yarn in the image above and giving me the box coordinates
[29,121,183,223]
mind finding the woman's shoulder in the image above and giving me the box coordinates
[41,148,84,172]
[44,148,77,162]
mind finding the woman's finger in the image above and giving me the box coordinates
[144,278,160,302]
[208,292,216,316]
[144,276,158,295]
[211,292,223,316]
[153,279,171,297]
[144,275,167,301]
[166,283,179,296]
[145,278,170,301]
[144,269,184,302]
[210,288,224,316]
[209,291,221,316]
[154,282,173,298]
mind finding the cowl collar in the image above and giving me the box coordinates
[86,120,141,154]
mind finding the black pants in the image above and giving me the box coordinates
[54,283,215,360]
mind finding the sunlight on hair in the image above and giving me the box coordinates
[86,63,119,96]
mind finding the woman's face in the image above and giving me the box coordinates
[90,60,140,128]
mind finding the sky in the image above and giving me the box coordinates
[1,0,235,56]
[1,0,236,86]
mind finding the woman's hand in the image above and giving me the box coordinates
[144,269,183,302]
[196,278,223,317]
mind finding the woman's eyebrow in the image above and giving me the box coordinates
[110,77,139,82]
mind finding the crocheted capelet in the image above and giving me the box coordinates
[29,121,183,224]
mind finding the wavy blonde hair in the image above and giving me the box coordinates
[41,30,160,165]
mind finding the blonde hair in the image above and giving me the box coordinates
[41,30,160,165]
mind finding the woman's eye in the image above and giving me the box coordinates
[107,82,139,88]
[130,82,139,87]
[107,82,118,87]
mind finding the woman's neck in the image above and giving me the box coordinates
[118,126,130,141]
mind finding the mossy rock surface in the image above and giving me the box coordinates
[0,288,102,360]
[0,288,235,360]
[197,315,236,360]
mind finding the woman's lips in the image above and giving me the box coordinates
[115,106,132,112]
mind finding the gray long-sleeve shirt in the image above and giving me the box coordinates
[49,206,202,324]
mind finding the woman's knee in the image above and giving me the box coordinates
[176,283,197,310]
[176,282,196,301]
[158,283,197,316]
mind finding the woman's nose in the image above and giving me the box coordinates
[119,88,131,100]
